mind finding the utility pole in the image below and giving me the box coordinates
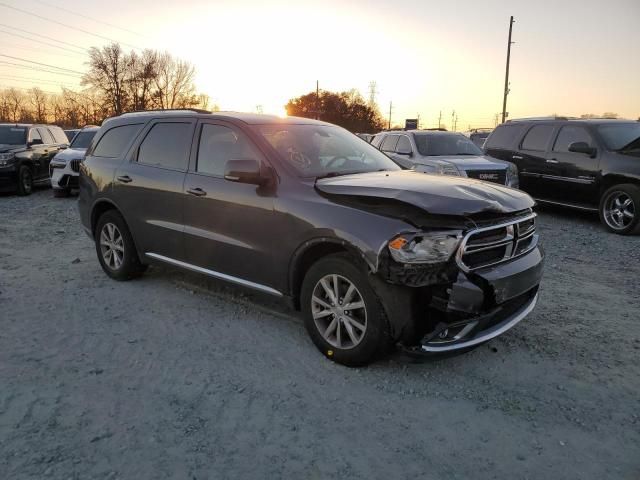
[368,81,378,108]
[501,16,515,124]
[388,101,393,130]
[453,114,458,132]
[494,113,500,127]
[451,110,455,131]
[438,110,442,129]
[315,80,320,120]
[417,113,421,129]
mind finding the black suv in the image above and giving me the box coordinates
[0,123,69,195]
[485,118,640,234]
[79,110,544,366]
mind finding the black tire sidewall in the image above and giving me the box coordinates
[17,166,33,196]
[95,211,145,280]
[300,253,390,367]
[599,184,640,235]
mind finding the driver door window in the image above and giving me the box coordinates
[395,136,412,154]
[380,135,399,153]
[196,124,261,176]
[29,128,43,145]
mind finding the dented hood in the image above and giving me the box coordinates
[315,170,534,216]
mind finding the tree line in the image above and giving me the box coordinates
[0,42,212,127]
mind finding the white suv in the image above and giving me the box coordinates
[50,126,98,197]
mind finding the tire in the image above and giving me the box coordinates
[599,184,640,235]
[53,188,70,198]
[16,165,33,196]
[300,253,391,366]
[95,210,147,281]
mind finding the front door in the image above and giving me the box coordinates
[113,119,195,261]
[182,120,276,288]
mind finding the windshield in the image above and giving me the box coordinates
[413,133,483,156]
[70,130,97,149]
[0,125,27,145]
[597,123,640,150]
[253,124,401,177]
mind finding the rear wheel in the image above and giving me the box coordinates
[599,184,640,235]
[300,253,391,366]
[95,210,147,280]
[17,165,33,196]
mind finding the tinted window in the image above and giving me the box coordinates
[485,124,526,149]
[70,130,97,149]
[37,128,54,144]
[0,125,27,145]
[93,124,143,158]
[197,124,261,176]
[521,125,554,151]
[396,135,412,153]
[413,133,483,156]
[137,122,192,170]
[49,126,69,144]
[597,123,640,150]
[553,126,593,152]
[380,135,399,152]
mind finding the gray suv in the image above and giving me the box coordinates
[78,110,544,366]
[373,130,519,188]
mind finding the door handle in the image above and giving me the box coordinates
[187,187,207,197]
[116,175,133,183]
[512,155,523,160]
[546,158,559,164]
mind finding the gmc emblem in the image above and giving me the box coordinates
[479,173,499,180]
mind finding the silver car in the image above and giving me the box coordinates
[372,130,519,188]
[50,126,99,197]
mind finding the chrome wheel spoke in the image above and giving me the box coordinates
[342,283,356,305]
[324,316,338,338]
[349,318,366,332]
[319,278,336,305]
[100,223,124,270]
[343,300,364,311]
[313,308,333,320]
[312,295,332,310]
[343,319,359,345]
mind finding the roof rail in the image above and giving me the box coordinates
[119,108,212,117]
[507,116,577,122]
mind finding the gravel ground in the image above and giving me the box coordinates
[1,188,639,480]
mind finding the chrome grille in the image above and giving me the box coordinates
[456,213,538,272]
[70,159,81,173]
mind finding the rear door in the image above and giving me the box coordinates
[182,120,276,288]
[37,127,59,180]
[546,125,599,205]
[113,119,195,261]
[515,124,556,198]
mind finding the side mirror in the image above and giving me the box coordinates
[396,148,413,157]
[224,159,266,185]
[568,141,596,156]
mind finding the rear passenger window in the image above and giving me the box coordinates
[137,123,192,170]
[396,136,412,153]
[196,124,261,177]
[380,135,399,152]
[521,125,554,151]
[484,124,526,149]
[93,124,143,158]
[553,126,593,152]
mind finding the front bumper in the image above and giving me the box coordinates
[50,163,79,190]
[0,168,18,192]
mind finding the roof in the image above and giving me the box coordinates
[110,109,331,126]
[0,123,52,128]
[507,117,636,124]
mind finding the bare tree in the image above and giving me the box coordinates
[126,49,158,111]
[83,43,129,116]
[153,52,197,109]
[29,87,48,123]
[6,88,25,122]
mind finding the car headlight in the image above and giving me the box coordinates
[388,231,462,264]
[0,152,15,166]
[413,162,461,176]
[506,163,519,188]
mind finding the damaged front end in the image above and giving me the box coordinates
[372,210,544,354]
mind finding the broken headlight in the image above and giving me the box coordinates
[388,231,462,265]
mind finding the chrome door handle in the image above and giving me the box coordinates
[512,155,523,160]
[187,187,207,197]
[116,175,133,183]
[546,159,559,164]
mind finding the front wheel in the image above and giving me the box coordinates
[599,184,640,235]
[300,253,391,366]
[95,210,147,280]
[17,165,33,196]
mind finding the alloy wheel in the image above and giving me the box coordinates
[100,222,125,270]
[311,274,367,349]
[603,191,635,230]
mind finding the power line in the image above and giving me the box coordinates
[0,54,85,75]
[0,38,85,59]
[31,0,149,40]
[0,74,79,87]
[0,2,143,51]
[0,23,88,54]
[0,61,83,78]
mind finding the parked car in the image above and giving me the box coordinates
[356,133,375,143]
[50,126,99,197]
[372,130,519,188]
[0,123,69,195]
[64,129,80,142]
[484,117,640,234]
[79,110,544,366]
[464,128,493,148]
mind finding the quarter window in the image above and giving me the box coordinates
[380,135,399,152]
[137,122,193,170]
[521,125,555,151]
[29,128,42,144]
[93,124,143,158]
[196,124,261,176]
[553,126,593,152]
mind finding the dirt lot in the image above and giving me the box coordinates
[1,188,639,480]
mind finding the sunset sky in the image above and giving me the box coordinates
[1,0,638,129]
